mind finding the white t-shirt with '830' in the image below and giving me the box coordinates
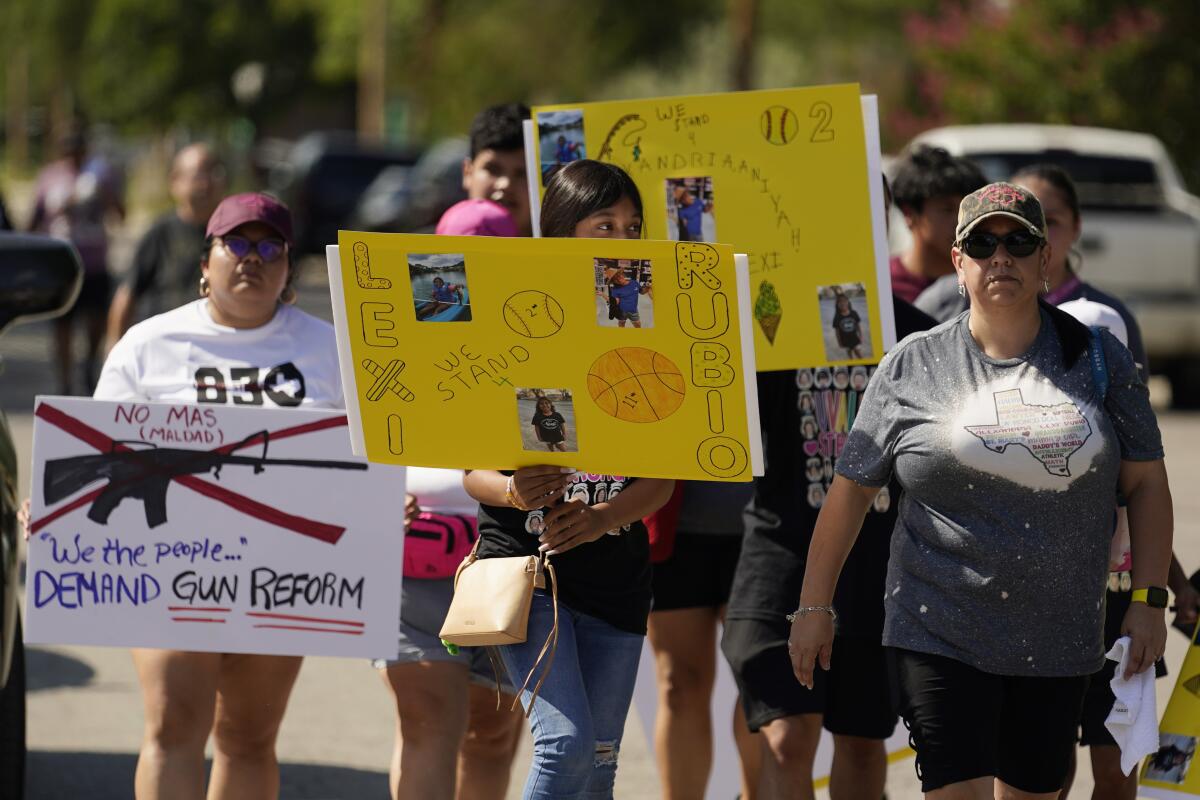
[95,299,344,409]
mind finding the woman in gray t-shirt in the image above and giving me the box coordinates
[788,183,1173,796]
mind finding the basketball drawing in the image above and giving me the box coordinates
[760,105,798,146]
[587,347,686,423]
[503,290,566,338]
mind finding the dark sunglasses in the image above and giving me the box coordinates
[960,230,1042,260]
[220,235,286,262]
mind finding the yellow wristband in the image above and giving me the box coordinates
[1131,587,1169,608]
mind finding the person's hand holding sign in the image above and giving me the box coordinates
[18,497,31,541]
[404,493,421,529]
[463,467,674,557]
[508,465,576,511]
[538,499,612,555]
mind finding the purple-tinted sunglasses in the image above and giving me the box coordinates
[220,235,287,262]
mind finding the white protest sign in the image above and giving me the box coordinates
[25,397,405,659]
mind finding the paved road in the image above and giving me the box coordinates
[6,257,1198,798]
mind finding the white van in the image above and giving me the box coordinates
[902,124,1200,406]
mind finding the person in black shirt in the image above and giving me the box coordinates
[722,297,936,799]
[106,143,224,349]
[464,161,672,798]
[831,292,865,359]
[530,396,568,452]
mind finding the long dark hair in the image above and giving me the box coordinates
[540,160,643,238]
[1013,163,1083,276]
[1011,163,1081,222]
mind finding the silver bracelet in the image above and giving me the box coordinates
[786,605,837,623]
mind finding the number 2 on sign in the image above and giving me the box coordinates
[809,102,834,143]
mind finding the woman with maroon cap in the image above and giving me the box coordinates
[96,193,352,799]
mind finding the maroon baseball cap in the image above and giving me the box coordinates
[206,192,294,246]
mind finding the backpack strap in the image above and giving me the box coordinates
[1088,326,1109,402]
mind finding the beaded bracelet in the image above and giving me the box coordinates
[504,475,529,511]
[785,605,837,623]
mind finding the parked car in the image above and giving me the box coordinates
[0,233,83,797]
[269,132,421,254]
[902,124,1200,405]
[350,136,470,234]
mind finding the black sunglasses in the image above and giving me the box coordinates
[220,235,287,262]
[960,230,1042,260]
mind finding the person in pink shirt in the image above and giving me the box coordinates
[29,127,125,393]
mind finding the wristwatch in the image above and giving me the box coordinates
[1131,586,1169,609]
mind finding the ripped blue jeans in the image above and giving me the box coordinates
[498,590,644,799]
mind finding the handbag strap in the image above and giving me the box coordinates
[452,535,484,589]
[510,556,560,718]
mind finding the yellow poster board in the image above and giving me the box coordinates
[1141,628,1200,798]
[530,85,892,372]
[327,233,763,481]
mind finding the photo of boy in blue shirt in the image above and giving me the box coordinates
[607,270,650,328]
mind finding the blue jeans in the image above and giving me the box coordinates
[498,590,644,799]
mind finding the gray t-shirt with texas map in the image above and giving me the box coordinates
[836,309,1163,677]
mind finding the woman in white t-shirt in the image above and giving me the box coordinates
[95,193,343,799]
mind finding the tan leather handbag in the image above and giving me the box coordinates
[439,539,559,716]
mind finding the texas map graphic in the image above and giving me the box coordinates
[964,389,1092,477]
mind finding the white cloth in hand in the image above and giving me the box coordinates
[1105,635,1159,775]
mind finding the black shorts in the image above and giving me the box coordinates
[65,271,111,316]
[894,648,1089,793]
[1079,587,1167,747]
[721,617,897,738]
[651,532,740,611]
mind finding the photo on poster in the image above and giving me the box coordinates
[537,110,586,185]
[818,282,873,362]
[664,177,716,242]
[409,253,471,322]
[595,258,654,329]
[517,388,579,453]
[1146,733,1197,784]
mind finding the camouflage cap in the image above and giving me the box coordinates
[955,182,1046,243]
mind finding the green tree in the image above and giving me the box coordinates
[896,0,1199,187]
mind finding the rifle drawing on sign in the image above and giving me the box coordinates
[33,402,367,545]
[44,430,368,528]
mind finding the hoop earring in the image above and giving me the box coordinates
[280,285,297,305]
[956,282,965,297]
[1041,278,1050,294]
[198,276,210,297]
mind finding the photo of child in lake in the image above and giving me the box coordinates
[818,282,873,361]
[1146,734,1197,784]
[409,253,471,322]
[517,388,579,453]
[594,257,654,329]
[664,177,715,242]
[537,109,586,185]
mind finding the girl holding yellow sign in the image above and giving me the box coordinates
[465,160,673,799]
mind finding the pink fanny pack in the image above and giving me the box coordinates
[404,512,479,579]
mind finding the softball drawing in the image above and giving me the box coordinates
[502,290,566,338]
[759,105,799,146]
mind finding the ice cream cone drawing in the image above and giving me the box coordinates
[755,280,782,345]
